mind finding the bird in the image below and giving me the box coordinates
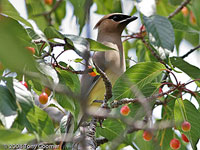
[80,13,138,119]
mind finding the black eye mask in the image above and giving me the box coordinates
[108,15,131,22]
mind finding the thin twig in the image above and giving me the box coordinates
[181,44,200,59]
[110,87,177,108]
[168,0,191,19]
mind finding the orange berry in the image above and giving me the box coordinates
[120,105,130,116]
[181,134,189,143]
[143,130,153,141]
[181,121,191,132]
[25,47,35,54]
[20,81,28,89]
[181,7,189,17]
[39,92,48,104]
[44,87,51,96]
[190,11,196,25]
[170,138,181,149]
[44,0,53,5]
[88,66,97,77]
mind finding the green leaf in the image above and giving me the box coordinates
[170,19,200,33]
[143,15,175,56]
[44,26,64,39]
[64,34,89,57]
[174,100,200,150]
[26,28,41,40]
[0,15,38,73]
[55,65,80,117]
[0,85,17,116]
[69,0,92,34]
[134,130,158,150]
[54,0,66,26]
[113,62,165,100]
[26,0,48,31]
[38,62,59,85]
[0,128,35,144]
[13,79,34,113]
[156,0,176,16]
[170,57,200,86]
[26,106,54,138]
[1,0,32,27]
[168,0,183,5]
[87,38,115,51]
[93,0,122,15]
[96,119,124,140]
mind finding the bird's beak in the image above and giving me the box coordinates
[120,16,138,24]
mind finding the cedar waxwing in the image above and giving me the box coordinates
[80,13,138,113]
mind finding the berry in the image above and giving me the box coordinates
[39,92,48,104]
[143,130,153,141]
[170,138,181,150]
[120,105,130,116]
[25,47,35,54]
[20,81,28,89]
[181,7,189,17]
[181,134,189,143]
[190,11,196,25]
[181,121,191,132]
[88,66,97,77]
[44,87,51,96]
[44,0,53,5]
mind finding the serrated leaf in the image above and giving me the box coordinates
[96,119,124,140]
[55,65,80,117]
[26,28,41,40]
[0,128,35,144]
[86,38,115,51]
[0,15,38,73]
[113,62,165,100]
[13,79,34,113]
[170,19,199,33]
[0,85,17,116]
[26,106,54,137]
[1,0,32,27]
[44,26,64,39]
[143,15,175,58]
[38,61,59,85]
[69,0,92,34]
[26,0,47,31]
[170,57,200,86]
[174,100,200,150]
[54,0,66,26]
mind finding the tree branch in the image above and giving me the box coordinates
[168,0,191,19]
[181,44,200,59]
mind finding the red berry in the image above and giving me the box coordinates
[20,81,28,89]
[170,138,181,150]
[39,92,48,104]
[25,47,35,54]
[143,130,153,141]
[181,121,191,132]
[120,105,130,116]
[181,134,189,143]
